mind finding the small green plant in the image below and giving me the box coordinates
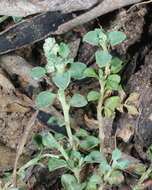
[83,29,126,149]
[30,33,129,189]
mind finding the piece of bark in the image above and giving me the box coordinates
[0,0,99,17]
[55,0,143,34]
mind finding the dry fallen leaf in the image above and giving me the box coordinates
[84,114,98,130]
[7,103,30,113]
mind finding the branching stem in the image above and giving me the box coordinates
[58,89,74,148]
[97,80,105,151]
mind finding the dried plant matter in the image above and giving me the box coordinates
[0,0,99,17]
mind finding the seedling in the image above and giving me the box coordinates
[83,28,126,149]
[30,34,129,189]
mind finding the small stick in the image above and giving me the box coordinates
[12,110,39,187]
[127,0,152,12]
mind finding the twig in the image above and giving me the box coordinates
[12,110,39,187]
[55,0,143,34]
[127,0,152,12]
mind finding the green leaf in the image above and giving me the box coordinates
[42,133,59,148]
[98,69,104,80]
[84,151,106,163]
[52,72,70,89]
[108,31,126,46]
[59,42,70,58]
[96,28,107,45]
[113,159,129,170]
[108,74,121,83]
[69,62,86,80]
[80,136,100,150]
[70,94,88,107]
[87,174,103,190]
[83,30,99,46]
[12,17,22,23]
[83,68,98,78]
[47,116,65,127]
[75,129,89,137]
[111,58,123,73]
[103,107,112,117]
[104,96,120,111]
[35,91,56,108]
[112,148,122,161]
[45,62,55,73]
[61,174,81,190]
[95,50,112,68]
[43,38,59,56]
[31,66,46,79]
[48,158,67,171]
[100,162,111,175]
[87,91,100,101]
[106,74,121,90]
[108,171,124,185]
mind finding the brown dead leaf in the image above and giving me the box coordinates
[0,72,15,93]
[7,103,30,113]
[84,114,98,130]
[125,92,140,103]
[124,104,139,116]
[68,38,81,58]
[117,124,134,142]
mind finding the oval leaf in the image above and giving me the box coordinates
[87,91,100,101]
[95,50,112,68]
[31,66,46,79]
[48,158,67,171]
[69,62,86,80]
[70,94,88,107]
[104,96,120,111]
[84,151,106,163]
[108,31,126,46]
[52,72,70,89]
[59,42,70,58]
[35,91,56,108]
[112,148,122,161]
[42,133,59,148]
[83,30,99,46]
[61,174,80,190]
[108,171,124,185]
[80,136,100,150]
[83,68,98,78]
[111,58,123,73]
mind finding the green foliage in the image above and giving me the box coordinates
[108,171,124,185]
[104,96,120,112]
[70,94,88,107]
[47,116,65,127]
[52,72,71,89]
[79,136,100,150]
[108,31,126,46]
[31,66,46,79]
[69,62,86,80]
[95,51,112,68]
[87,90,100,101]
[84,151,106,163]
[35,91,56,108]
[25,29,129,190]
[48,158,67,171]
[83,68,98,78]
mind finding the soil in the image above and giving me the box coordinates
[0,3,152,190]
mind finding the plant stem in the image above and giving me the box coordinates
[58,89,74,148]
[73,168,81,183]
[0,16,9,24]
[97,80,105,151]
